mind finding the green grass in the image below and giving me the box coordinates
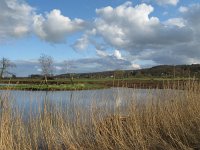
[0,77,194,91]
[0,76,192,83]
[0,83,106,91]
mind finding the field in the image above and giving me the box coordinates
[0,77,193,90]
[0,83,105,91]
[0,81,200,149]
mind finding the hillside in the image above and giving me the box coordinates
[54,64,200,79]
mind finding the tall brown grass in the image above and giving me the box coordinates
[0,81,200,150]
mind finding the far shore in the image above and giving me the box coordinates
[0,77,194,91]
[0,83,106,91]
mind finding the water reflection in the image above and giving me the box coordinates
[0,88,184,119]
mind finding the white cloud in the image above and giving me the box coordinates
[114,50,124,60]
[0,0,87,44]
[164,18,186,27]
[71,2,197,68]
[72,29,96,51]
[33,9,86,43]
[72,34,89,51]
[94,2,191,51]
[37,68,42,72]
[156,0,179,6]
[85,2,199,66]
[96,49,124,60]
[55,66,62,71]
[95,2,161,49]
[0,0,34,41]
[13,26,29,36]
[96,49,108,57]
[179,6,188,13]
[131,64,141,70]
[2,0,200,71]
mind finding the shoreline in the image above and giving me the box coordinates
[0,83,107,91]
[0,80,191,91]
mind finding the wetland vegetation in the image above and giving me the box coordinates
[0,81,200,149]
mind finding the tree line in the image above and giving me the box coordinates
[1,55,200,80]
[0,54,55,80]
[0,58,16,78]
[0,54,74,85]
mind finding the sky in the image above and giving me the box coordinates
[0,0,200,76]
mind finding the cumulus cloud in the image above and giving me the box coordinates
[0,0,34,41]
[33,9,86,43]
[95,2,161,49]
[114,50,124,60]
[155,0,179,6]
[2,0,200,73]
[10,1,200,70]
[96,49,108,57]
[94,2,193,52]
[55,66,63,71]
[72,29,96,51]
[131,64,141,70]
[72,34,89,51]
[72,2,200,67]
[164,18,186,27]
[0,0,87,44]
[183,4,200,39]
[179,6,188,13]
[96,49,124,60]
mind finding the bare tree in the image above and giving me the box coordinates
[0,57,16,78]
[38,54,54,85]
[63,60,74,85]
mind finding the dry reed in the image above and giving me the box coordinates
[0,81,200,150]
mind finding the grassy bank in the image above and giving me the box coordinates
[0,77,193,90]
[0,83,106,91]
[0,82,200,149]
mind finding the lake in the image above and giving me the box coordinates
[0,88,184,120]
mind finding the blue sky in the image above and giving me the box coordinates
[0,0,200,76]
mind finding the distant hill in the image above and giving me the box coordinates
[53,64,200,79]
[138,64,200,78]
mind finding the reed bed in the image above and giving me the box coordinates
[0,82,200,150]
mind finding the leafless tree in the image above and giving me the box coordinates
[0,57,16,78]
[38,54,54,85]
[63,60,74,85]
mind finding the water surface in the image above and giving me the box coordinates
[0,88,183,119]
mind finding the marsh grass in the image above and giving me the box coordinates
[0,81,200,149]
[0,83,105,91]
